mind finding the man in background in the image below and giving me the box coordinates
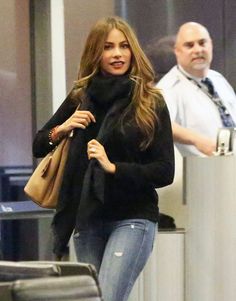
[157,22,236,156]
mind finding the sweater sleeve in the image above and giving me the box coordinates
[114,103,175,189]
[32,93,78,158]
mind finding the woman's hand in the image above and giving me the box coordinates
[57,110,96,136]
[87,139,116,174]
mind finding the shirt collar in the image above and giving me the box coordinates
[178,65,204,83]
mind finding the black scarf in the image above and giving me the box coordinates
[87,73,133,108]
[52,73,133,256]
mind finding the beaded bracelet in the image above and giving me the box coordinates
[48,126,60,146]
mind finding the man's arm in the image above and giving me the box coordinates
[172,122,216,156]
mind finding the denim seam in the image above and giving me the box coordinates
[122,220,149,301]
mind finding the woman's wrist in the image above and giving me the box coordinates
[48,126,64,145]
[107,163,116,174]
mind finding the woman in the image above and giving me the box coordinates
[33,16,174,301]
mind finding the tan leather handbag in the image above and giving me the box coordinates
[24,135,71,209]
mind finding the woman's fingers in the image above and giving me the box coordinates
[62,111,96,132]
[87,139,116,174]
[82,111,96,123]
[56,111,96,141]
[73,111,96,126]
[87,140,102,159]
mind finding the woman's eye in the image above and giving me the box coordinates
[121,43,130,49]
[104,44,113,50]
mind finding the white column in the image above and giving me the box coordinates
[50,0,66,112]
[185,156,236,301]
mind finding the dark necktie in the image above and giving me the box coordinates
[201,77,236,127]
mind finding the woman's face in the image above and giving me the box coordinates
[100,28,132,76]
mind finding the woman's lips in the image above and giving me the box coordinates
[110,61,125,67]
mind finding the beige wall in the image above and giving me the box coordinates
[64,0,114,92]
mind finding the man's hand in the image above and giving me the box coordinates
[172,122,216,156]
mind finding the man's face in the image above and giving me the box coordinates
[175,24,213,77]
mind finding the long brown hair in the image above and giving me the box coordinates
[73,16,164,150]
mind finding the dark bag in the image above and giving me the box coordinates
[158,213,176,230]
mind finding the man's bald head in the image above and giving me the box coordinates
[175,22,211,47]
[174,22,213,78]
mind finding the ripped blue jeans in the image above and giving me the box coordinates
[73,219,157,301]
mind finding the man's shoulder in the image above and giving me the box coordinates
[157,66,183,89]
[208,69,225,79]
[208,69,234,88]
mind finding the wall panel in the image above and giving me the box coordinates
[0,0,32,166]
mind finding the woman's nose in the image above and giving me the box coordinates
[113,47,122,57]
